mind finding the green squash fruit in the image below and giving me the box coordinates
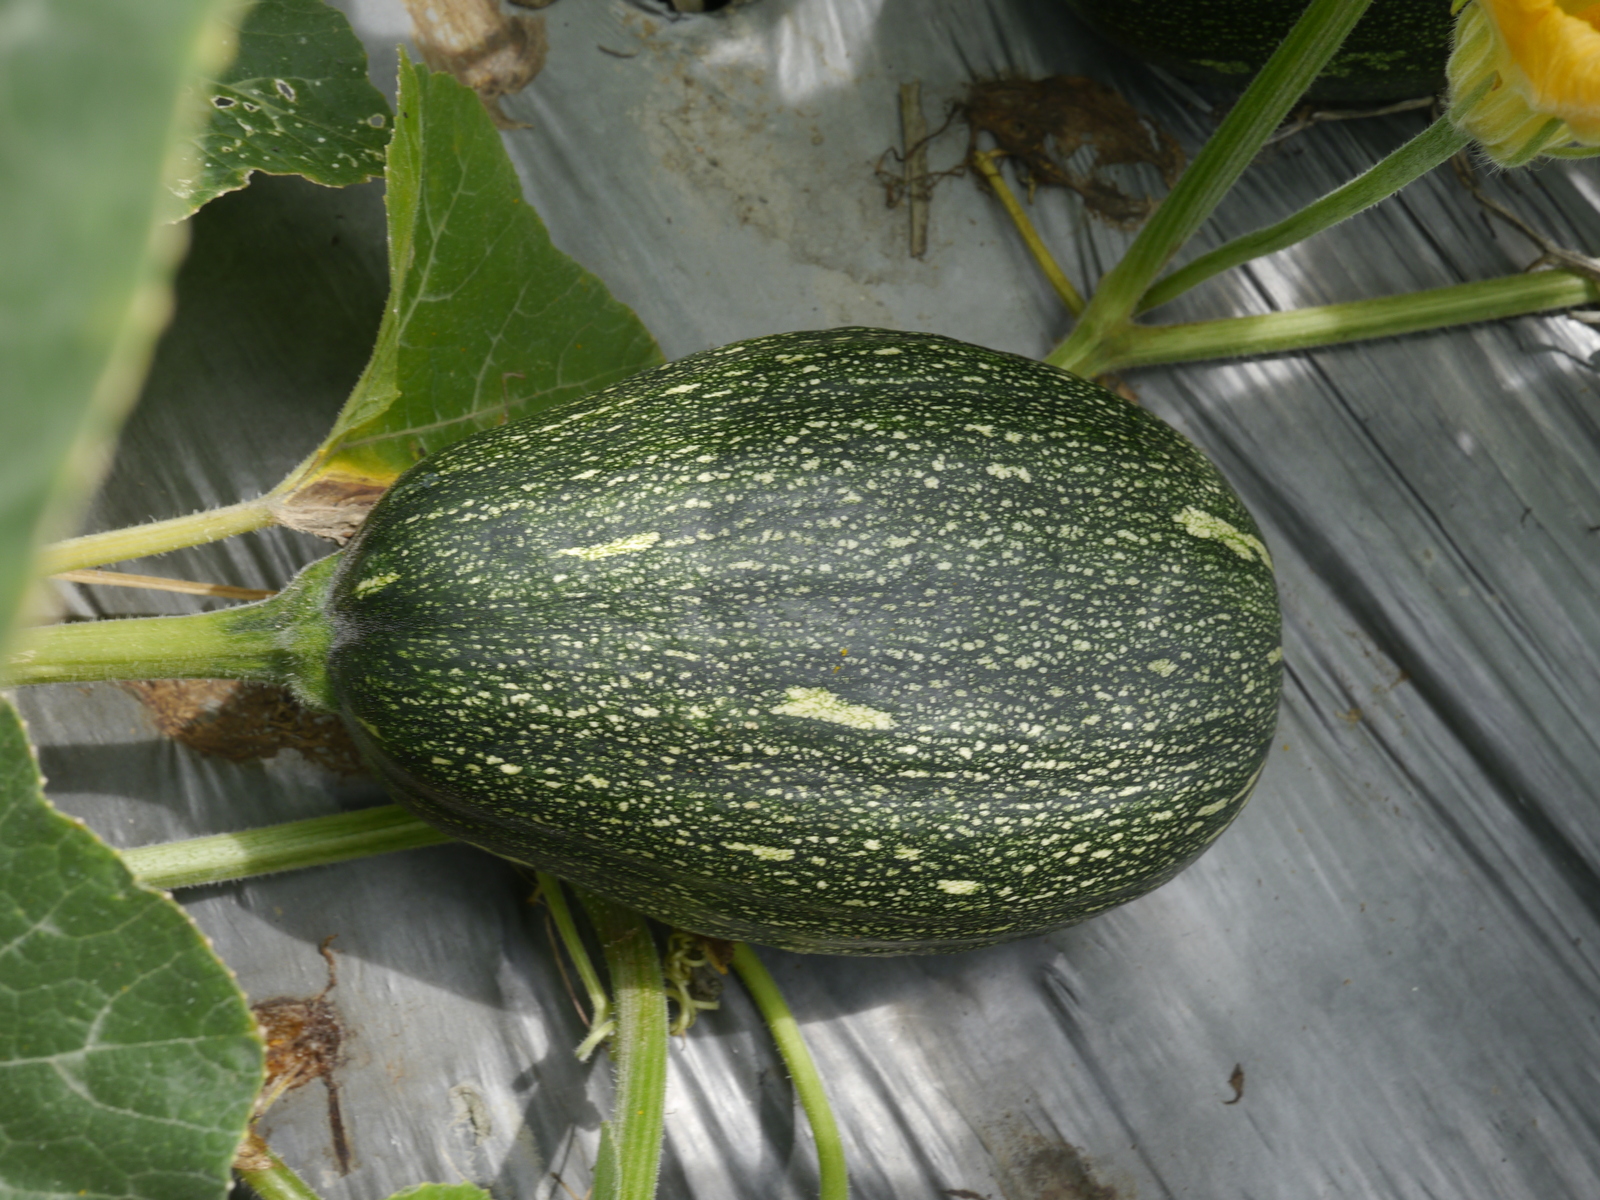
[321,328,1281,954]
[1063,0,1456,104]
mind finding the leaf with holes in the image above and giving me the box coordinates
[0,697,263,1200]
[175,0,392,213]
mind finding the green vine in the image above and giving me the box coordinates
[122,803,449,889]
[731,944,849,1200]
[1052,0,1378,373]
[1137,106,1474,313]
[539,872,618,1061]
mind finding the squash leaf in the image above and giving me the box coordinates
[174,0,392,214]
[385,1185,493,1200]
[0,0,248,651]
[271,54,663,541]
[0,697,263,1200]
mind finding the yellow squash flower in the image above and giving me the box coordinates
[1449,0,1600,165]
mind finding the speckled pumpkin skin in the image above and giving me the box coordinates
[325,328,1281,954]
[1065,0,1455,104]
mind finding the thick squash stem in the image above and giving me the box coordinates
[578,891,669,1200]
[1051,0,1376,375]
[3,553,341,710]
[6,606,283,686]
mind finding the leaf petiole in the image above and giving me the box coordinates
[1138,111,1473,313]
[1075,267,1600,373]
[235,1139,326,1200]
[1051,0,1376,375]
[39,495,279,575]
[122,804,450,890]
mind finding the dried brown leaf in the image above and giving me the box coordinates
[965,76,1184,227]
[124,679,366,776]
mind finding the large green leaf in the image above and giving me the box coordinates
[0,0,245,649]
[174,0,392,214]
[386,1186,493,1200]
[273,54,663,531]
[0,698,262,1200]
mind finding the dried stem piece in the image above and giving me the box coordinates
[55,568,273,600]
[900,82,931,259]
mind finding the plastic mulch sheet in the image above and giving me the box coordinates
[23,1,1600,1196]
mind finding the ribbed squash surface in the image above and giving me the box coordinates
[1064,0,1455,103]
[326,329,1281,953]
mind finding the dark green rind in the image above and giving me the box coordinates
[324,329,1281,954]
[1064,0,1456,104]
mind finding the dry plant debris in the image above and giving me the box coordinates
[402,0,549,128]
[273,476,391,544]
[964,76,1184,227]
[241,938,351,1174]
[125,679,366,776]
